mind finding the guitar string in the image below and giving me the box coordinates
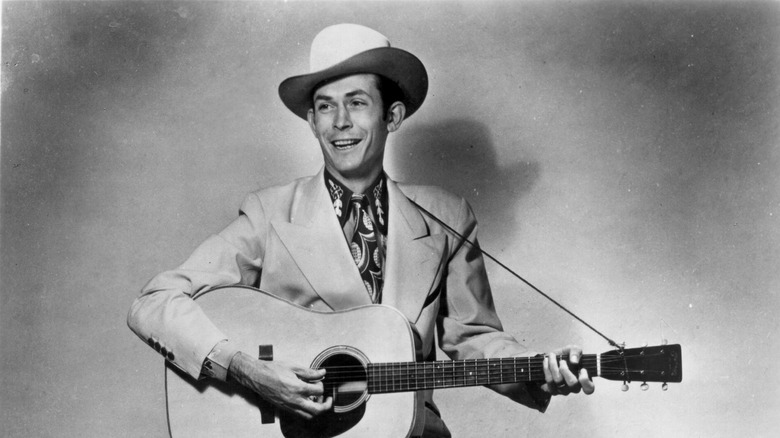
[321,368,645,382]
[323,364,662,390]
[317,356,654,374]
[316,357,659,383]
[324,368,662,388]
[318,364,661,383]
[315,353,661,373]
[407,198,622,350]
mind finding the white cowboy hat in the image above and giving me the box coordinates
[278,23,428,120]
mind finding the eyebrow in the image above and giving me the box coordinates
[313,89,371,102]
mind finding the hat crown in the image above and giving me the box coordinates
[309,24,391,72]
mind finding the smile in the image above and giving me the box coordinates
[331,139,361,149]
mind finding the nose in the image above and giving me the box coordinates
[333,105,352,130]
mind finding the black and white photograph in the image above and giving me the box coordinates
[1,1,778,437]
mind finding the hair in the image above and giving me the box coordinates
[311,73,405,120]
[373,75,405,119]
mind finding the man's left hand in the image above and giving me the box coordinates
[541,345,595,396]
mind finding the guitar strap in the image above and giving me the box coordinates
[406,196,623,351]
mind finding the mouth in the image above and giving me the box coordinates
[331,138,362,150]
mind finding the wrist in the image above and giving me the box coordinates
[227,351,252,380]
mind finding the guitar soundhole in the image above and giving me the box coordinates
[311,345,370,413]
[279,346,369,438]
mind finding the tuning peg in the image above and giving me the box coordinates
[662,383,668,391]
[641,382,649,391]
[621,382,629,392]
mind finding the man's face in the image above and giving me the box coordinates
[308,74,392,187]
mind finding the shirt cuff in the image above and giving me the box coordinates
[199,339,241,381]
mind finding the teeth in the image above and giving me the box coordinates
[333,139,359,147]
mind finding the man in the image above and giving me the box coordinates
[128,23,593,437]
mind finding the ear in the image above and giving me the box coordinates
[307,109,319,138]
[386,101,406,133]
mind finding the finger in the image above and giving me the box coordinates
[302,380,325,397]
[293,409,314,420]
[559,359,579,388]
[579,368,595,395]
[542,354,553,390]
[295,367,326,382]
[548,352,563,386]
[300,395,333,417]
[568,346,582,366]
[546,353,570,395]
[322,396,334,411]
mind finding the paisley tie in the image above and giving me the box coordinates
[349,195,383,303]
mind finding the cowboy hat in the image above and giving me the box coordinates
[278,23,428,120]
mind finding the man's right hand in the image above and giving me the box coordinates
[227,351,333,419]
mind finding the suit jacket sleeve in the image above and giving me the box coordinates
[127,193,267,378]
[436,197,551,412]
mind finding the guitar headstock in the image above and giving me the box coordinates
[600,344,682,385]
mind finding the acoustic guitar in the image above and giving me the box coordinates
[165,286,682,437]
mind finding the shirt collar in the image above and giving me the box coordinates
[324,169,389,235]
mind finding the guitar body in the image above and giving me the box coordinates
[165,286,425,438]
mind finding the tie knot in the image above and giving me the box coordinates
[351,194,368,210]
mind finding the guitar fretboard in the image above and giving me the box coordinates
[366,355,599,394]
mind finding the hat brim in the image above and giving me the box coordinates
[278,47,428,120]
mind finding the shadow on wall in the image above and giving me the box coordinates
[389,118,539,235]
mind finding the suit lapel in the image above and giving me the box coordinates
[382,179,448,323]
[270,169,371,311]
[269,170,448,319]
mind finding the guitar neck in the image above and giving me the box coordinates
[366,355,598,394]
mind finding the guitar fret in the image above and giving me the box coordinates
[381,362,386,393]
[375,363,380,393]
[369,363,375,393]
[395,362,399,392]
[402,362,408,391]
[388,362,393,393]
[393,362,399,391]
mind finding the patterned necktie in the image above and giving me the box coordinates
[349,195,383,303]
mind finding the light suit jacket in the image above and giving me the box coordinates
[128,168,546,412]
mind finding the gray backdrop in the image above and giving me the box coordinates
[2,1,778,437]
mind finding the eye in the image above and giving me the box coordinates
[349,99,367,108]
[317,102,334,112]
